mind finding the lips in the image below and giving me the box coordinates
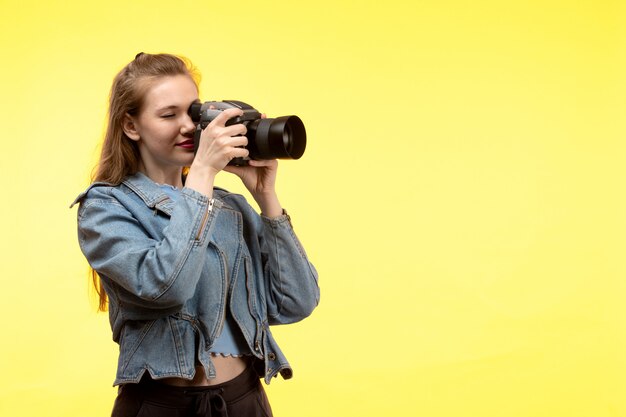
[176,139,195,149]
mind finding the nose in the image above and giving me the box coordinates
[181,113,196,137]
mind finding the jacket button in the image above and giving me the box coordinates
[268,352,276,361]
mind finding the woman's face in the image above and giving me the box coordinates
[126,74,199,184]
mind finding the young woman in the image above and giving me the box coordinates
[72,53,320,417]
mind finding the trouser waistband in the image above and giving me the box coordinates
[133,363,260,403]
[120,364,261,416]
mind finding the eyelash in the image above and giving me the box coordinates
[162,114,175,118]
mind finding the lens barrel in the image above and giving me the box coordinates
[247,115,306,160]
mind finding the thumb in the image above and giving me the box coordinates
[223,165,245,177]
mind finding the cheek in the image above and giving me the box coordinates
[144,125,177,146]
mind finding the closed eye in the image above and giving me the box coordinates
[161,114,175,118]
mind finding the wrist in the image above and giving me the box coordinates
[185,165,217,198]
[255,191,282,218]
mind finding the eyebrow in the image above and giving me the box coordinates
[155,105,180,112]
[156,100,200,112]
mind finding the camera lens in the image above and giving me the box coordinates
[284,124,294,154]
[248,116,306,160]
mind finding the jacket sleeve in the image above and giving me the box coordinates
[76,187,222,312]
[259,211,320,325]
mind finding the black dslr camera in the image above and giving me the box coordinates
[188,100,306,166]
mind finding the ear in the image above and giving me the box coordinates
[123,113,140,141]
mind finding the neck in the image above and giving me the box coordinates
[137,160,184,188]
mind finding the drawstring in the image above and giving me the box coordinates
[186,388,228,417]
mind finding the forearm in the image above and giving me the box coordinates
[254,190,283,219]
[261,213,320,323]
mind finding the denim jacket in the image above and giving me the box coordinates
[71,172,320,386]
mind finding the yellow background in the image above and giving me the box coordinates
[1,1,625,416]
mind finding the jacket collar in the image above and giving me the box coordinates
[71,171,225,215]
[69,172,175,214]
[123,172,176,214]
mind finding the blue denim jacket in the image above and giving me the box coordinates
[71,172,320,386]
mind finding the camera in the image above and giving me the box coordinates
[188,100,306,166]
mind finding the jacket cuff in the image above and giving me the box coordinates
[261,209,293,228]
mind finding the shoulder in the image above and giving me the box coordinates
[71,172,161,209]
[70,182,122,208]
[70,183,135,226]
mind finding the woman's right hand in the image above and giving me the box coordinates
[193,107,249,174]
[185,107,249,197]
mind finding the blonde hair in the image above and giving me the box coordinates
[91,53,200,311]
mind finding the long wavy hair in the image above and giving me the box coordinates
[91,53,200,311]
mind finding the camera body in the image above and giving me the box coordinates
[188,100,306,166]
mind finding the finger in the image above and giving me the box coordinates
[230,147,250,160]
[223,165,245,177]
[219,134,248,148]
[223,165,239,174]
[199,124,247,146]
[248,159,277,167]
[221,122,247,137]
[210,108,244,127]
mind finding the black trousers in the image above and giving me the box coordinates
[111,365,273,417]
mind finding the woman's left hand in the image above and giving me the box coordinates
[225,159,283,218]
[224,158,278,197]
